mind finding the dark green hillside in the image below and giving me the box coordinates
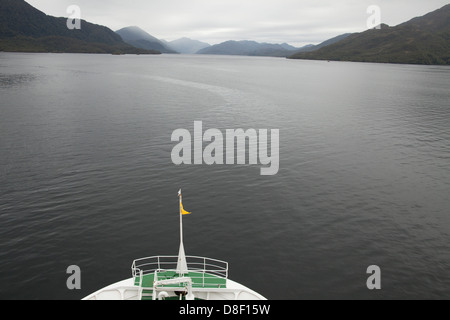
[0,0,160,54]
[289,4,450,65]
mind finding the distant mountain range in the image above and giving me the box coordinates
[168,37,210,54]
[195,34,351,57]
[0,0,349,58]
[115,26,176,53]
[0,0,159,54]
[1,1,448,65]
[196,40,296,57]
[114,28,212,54]
[289,4,450,65]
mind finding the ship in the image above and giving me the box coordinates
[83,190,266,300]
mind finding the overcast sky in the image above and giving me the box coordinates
[26,0,449,46]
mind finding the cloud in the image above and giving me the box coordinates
[26,0,450,46]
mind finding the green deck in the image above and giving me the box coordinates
[134,271,226,289]
[134,271,227,300]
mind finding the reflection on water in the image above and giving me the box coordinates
[0,73,36,88]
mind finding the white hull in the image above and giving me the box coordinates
[83,277,266,300]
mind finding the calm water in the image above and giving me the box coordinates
[0,53,449,300]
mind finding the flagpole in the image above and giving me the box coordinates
[177,189,188,275]
[179,190,183,245]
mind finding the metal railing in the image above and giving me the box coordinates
[131,255,228,288]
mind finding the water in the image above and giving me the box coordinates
[0,52,449,300]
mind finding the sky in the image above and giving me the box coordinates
[26,0,450,47]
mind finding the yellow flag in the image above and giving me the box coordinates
[180,199,191,215]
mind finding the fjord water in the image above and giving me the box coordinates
[0,53,449,300]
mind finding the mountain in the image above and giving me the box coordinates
[196,40,301,57]
[194,35,352,57]
[0,0,159,54]
[294,33,352,53]
[116,26,177,53]
[280,43,300,50]
[289,4,450,65]
[168,37,210,54]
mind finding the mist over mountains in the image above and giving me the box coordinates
[1,0,449,65]
[195,35,352,57]
[112,26,351,58]
[168,37,211,54]
[196,40,298,57]
[116,26,177,54]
